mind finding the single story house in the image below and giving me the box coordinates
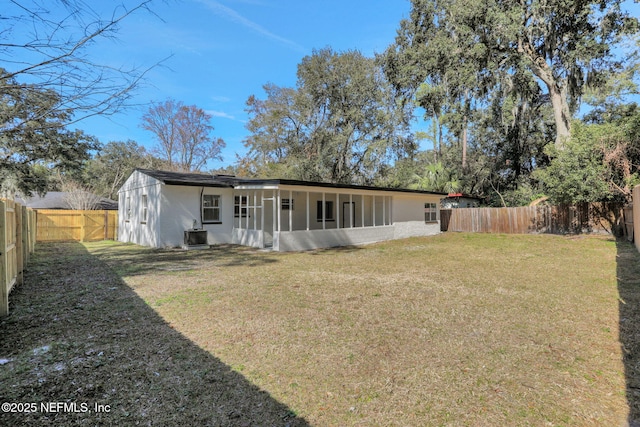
[118,169,447,251]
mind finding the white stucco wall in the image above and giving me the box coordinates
[232,228,264,248]
[118,171,235,248]
[118,171,162,247]
[276,226,395,251]
[393,193,441,222]
[275,221,440,252]
[159,186,234,247]
[393,221,440,239]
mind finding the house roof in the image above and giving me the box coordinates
[134,168,448,196]
[234,177,448,195]
[136,169,235,188]
[17,192,119,210]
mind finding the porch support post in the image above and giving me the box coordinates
[361,194,365,227]
[277,189,281,232]
[253,191,257,230]
[306,192,310,231]
[373,195,376,227]
[389,196,393,225]
[383,195,386,226]
[336,193,340,229]
[322,192,326,230]
[261,191,265,234]
[289,190,293,232]
[243,192,247,230]
[349,194,353,228]
[239,193,242,230]
[272,189,277,234]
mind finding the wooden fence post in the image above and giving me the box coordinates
[0,200,7,317]
[21,206,28,264]
[80,211,86,242]
[15,203,23,286]
[104,210,109,240]
[30,210,36,253]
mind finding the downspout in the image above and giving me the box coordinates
[199,187,204,229]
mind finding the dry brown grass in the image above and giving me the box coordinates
[2,233,639,426]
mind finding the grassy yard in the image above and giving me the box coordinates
[2,233,640,426]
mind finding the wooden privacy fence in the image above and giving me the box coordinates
[440,203,624,235]
[1,199,36,316]
[36,210,118,242]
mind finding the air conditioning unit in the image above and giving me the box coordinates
[183,229,208,247]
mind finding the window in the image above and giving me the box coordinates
[282,198,294,211]
[125,196,131,221]
[202,194,221,223]
[141,195,148,223]
[425,202,438,222]
[316,200,335,221]
[234,196,248,218]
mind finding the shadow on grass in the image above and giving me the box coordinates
[0,242,308,426]
[88,242,280,277]
[307,244,363,256]
[617,240,640,426]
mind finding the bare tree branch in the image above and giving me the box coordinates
[1,0,168,134]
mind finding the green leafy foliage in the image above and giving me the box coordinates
[384,0,639,148]
[244,48,414,184]
[409,161,460,193]
[84,141,164,200]
[536,118,640,203]
[0,70,97,196]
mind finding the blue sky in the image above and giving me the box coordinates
[6,0,639,171]
[72,0,413,169]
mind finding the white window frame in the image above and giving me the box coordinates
[234,196,248,218]
[126,196,131,222]
[424,202,438,223]
[141,194,148,224]
[282,198,294,211]
[316,200,335,221]
[202,194,221,223]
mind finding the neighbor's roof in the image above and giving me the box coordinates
[446,193,483,200]
[17,192,118,210]
[134,168,447,196]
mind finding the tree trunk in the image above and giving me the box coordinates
[517,40,572,148]
[461,94,469,170]
[461,121,468,170]
[548,84,571,147]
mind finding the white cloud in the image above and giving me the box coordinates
[194,0,305,52]
[207,110,236,120]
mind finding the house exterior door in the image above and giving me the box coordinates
[342,202,356,228]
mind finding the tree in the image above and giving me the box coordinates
[60,179,102,210]
[141,99,225,172]
[84,140,163,200]
[1,0,161,134]
[0,70,97,196]
[409,161,460,193]
[384,0,639,148]
[535,118,640,204]
[244,47,415,184]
